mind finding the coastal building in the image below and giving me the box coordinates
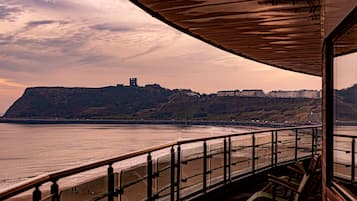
[217,90,266,97]
[298,90,321,99]
[268,90,321,99]
[129,77,138,87]
[217,89,320,98]
[239,89,265,97]
[217,90,238,96]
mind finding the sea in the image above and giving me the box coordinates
[0,123,255,191]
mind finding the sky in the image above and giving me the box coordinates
[334,53,357,89]
[0,0,321,115]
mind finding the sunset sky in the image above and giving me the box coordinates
[0,0,321,115]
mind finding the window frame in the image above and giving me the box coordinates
[324,6,357,200]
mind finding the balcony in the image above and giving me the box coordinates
[0,125,327,201]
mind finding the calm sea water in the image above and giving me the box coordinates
[0,123,254,191]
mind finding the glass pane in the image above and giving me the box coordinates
[60,174,118,201]
[333,136,352,180]
[180,143,203,197]
[120,162,148,201]
[297,128,314,158]
[230,135,252,177]
[156,154,173,200]
[276,129,295,163]
[333,21,357,187]
[208,140,225,186]
[255,132,272,170]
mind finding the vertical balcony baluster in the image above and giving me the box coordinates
[176,145,181,201]
[203,141,207,192]
[275,131,278,165]
[315,128,319,153]
[252,133,255,173]
[295,129,298,161]
[50,180,59,201]
[32,186,41,201]
[311,128,315,156]
[119,170,123,201]
[271,131,274,168]
[147,152,153,201]
[228,137,232,182]
[224,138,227,185]
[352,138,355,184]
[107,164,114,201]
[170,146,175,201]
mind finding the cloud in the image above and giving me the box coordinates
[0,35,14,46]
[90,23,135,32]
[4,0,80,12]
[122,32,182,61]
[77,54,113,65]
[0,78,26,88]
[27,20,58,27]
[0,4,22,21]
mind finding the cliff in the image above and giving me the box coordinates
[4,85,323,123]
[4,85,174,119]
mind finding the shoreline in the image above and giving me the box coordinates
[0,118,312,128]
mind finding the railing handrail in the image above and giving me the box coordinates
[177,124,321,144]
[0,125,321,200]
[333,134,357,138]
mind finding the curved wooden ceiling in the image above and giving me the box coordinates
[130,0,322,76]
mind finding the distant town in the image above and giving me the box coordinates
[127,77,321,99]
[217,89,321,99]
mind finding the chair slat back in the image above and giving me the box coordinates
[294,154,320,201]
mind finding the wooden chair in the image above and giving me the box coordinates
[247,154,320,201]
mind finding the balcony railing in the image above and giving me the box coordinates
[0,125,322,201]
[333,134,357,186]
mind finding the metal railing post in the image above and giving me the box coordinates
[316,128,319,152]
[108,164,115,201]
[252,134,256,173]
[203,141,207,192]
[295,129,298,161]
[32,186,41,201]
[228,137,232,182]
[271,131,274,167]
[176,145,181,201]
[147,152,153,201]
[275,131,278,165]
[119,171,123,201]
[352,138,355,184]
[50,181,59,201]
[170,146,175,201]
[156,159,159,200]
[224,138,227,185]
[311,128,314,155]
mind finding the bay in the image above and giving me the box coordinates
[0,123,254,190]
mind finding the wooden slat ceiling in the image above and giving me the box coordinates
[130,0,322,76]
[334,23,357,57]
